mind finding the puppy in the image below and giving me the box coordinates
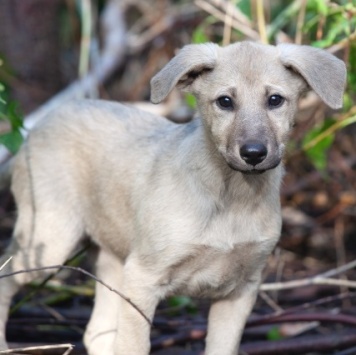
[0,41,346,354]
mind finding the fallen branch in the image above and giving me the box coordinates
[248,311,356,327]
[251,292,356,326]
[261,259,356,291]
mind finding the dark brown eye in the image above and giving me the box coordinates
[268,94,284,108]
[217,96,234,110]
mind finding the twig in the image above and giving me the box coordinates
[267,0,302,40]
[248,292,356,326]
[334,216,350,304]
[258,290,283,312]
[0,256,12,271]
[248,311,356,327]
[9,243,90,315]
[195,0,260,40]
[321,259,356,279]
[79,0,93,79]
[328,30,356,53]
[261,259,356,292]
[302,114,356,151]
[222,1,234,46]
[0,264,151,325]
[295,0,307,44]
[314,278,356,289]
[255,0,268,44]
[209,0,252,26]
[127,16,174,53]
[0,343,74,354]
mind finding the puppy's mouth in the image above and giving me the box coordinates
[241,169,266,175]
[227,162,266,175]
[226,160,280,175]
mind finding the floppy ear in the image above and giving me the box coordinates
[278,44,346,109]
[150,43,219,104]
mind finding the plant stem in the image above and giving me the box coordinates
[303,114,356,151]
[256,0,268,44]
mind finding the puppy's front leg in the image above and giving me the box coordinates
[84,249,124,355]
[205,281,260,355]
[114,255,160,355]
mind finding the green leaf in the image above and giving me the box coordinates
[348,42,356,94]
[6,101,24,131]
[192,26,209,44]
[302,119,335,171]
[307,0,328,17]
[312,20,348,47]
[343,93,353,111]
[168,295,192,308]
[167,295,197,314]
[237,0,252,19]
[0,94,24,153]
[267,326,283,341]
[0,130,23,154]
[0,83,5,104]
[267,1,301,39]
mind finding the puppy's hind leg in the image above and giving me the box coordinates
[84,248,124,355]
[0,188,84,349]
[0,253,18,350]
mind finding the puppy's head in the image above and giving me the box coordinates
[151,42,346,174]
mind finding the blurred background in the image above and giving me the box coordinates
[0,0,355,354]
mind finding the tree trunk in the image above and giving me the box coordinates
[0,0,64,113]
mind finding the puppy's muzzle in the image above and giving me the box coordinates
[225,140,281,174]
[239,141,267,167]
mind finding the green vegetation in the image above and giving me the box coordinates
[0,59,24,154]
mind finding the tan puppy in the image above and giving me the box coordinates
[0,42,346,355]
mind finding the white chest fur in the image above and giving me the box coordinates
[162,239,275,299]
[136,172,281,300]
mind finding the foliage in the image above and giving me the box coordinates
[347,42,356,95]
[0,59,24,154]
[0,60,5,105]
[267,326,284,341]
[0,102,24,154]
[306,2,356,48]
[302,119,336,171]
[167,295,198,315]
[301,1,356,171]
[0,86,5,105]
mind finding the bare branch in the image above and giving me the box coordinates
[261,259,356,292]
[0,256,12,272]
[194,0,260,40]
[0,264,151,325]
[0,343,74,354]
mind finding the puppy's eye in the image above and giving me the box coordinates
[268,94,284,108]
[217,96,234,110]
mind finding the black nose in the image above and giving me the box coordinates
[240,142,267,166]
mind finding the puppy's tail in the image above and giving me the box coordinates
[0,158,13,190]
